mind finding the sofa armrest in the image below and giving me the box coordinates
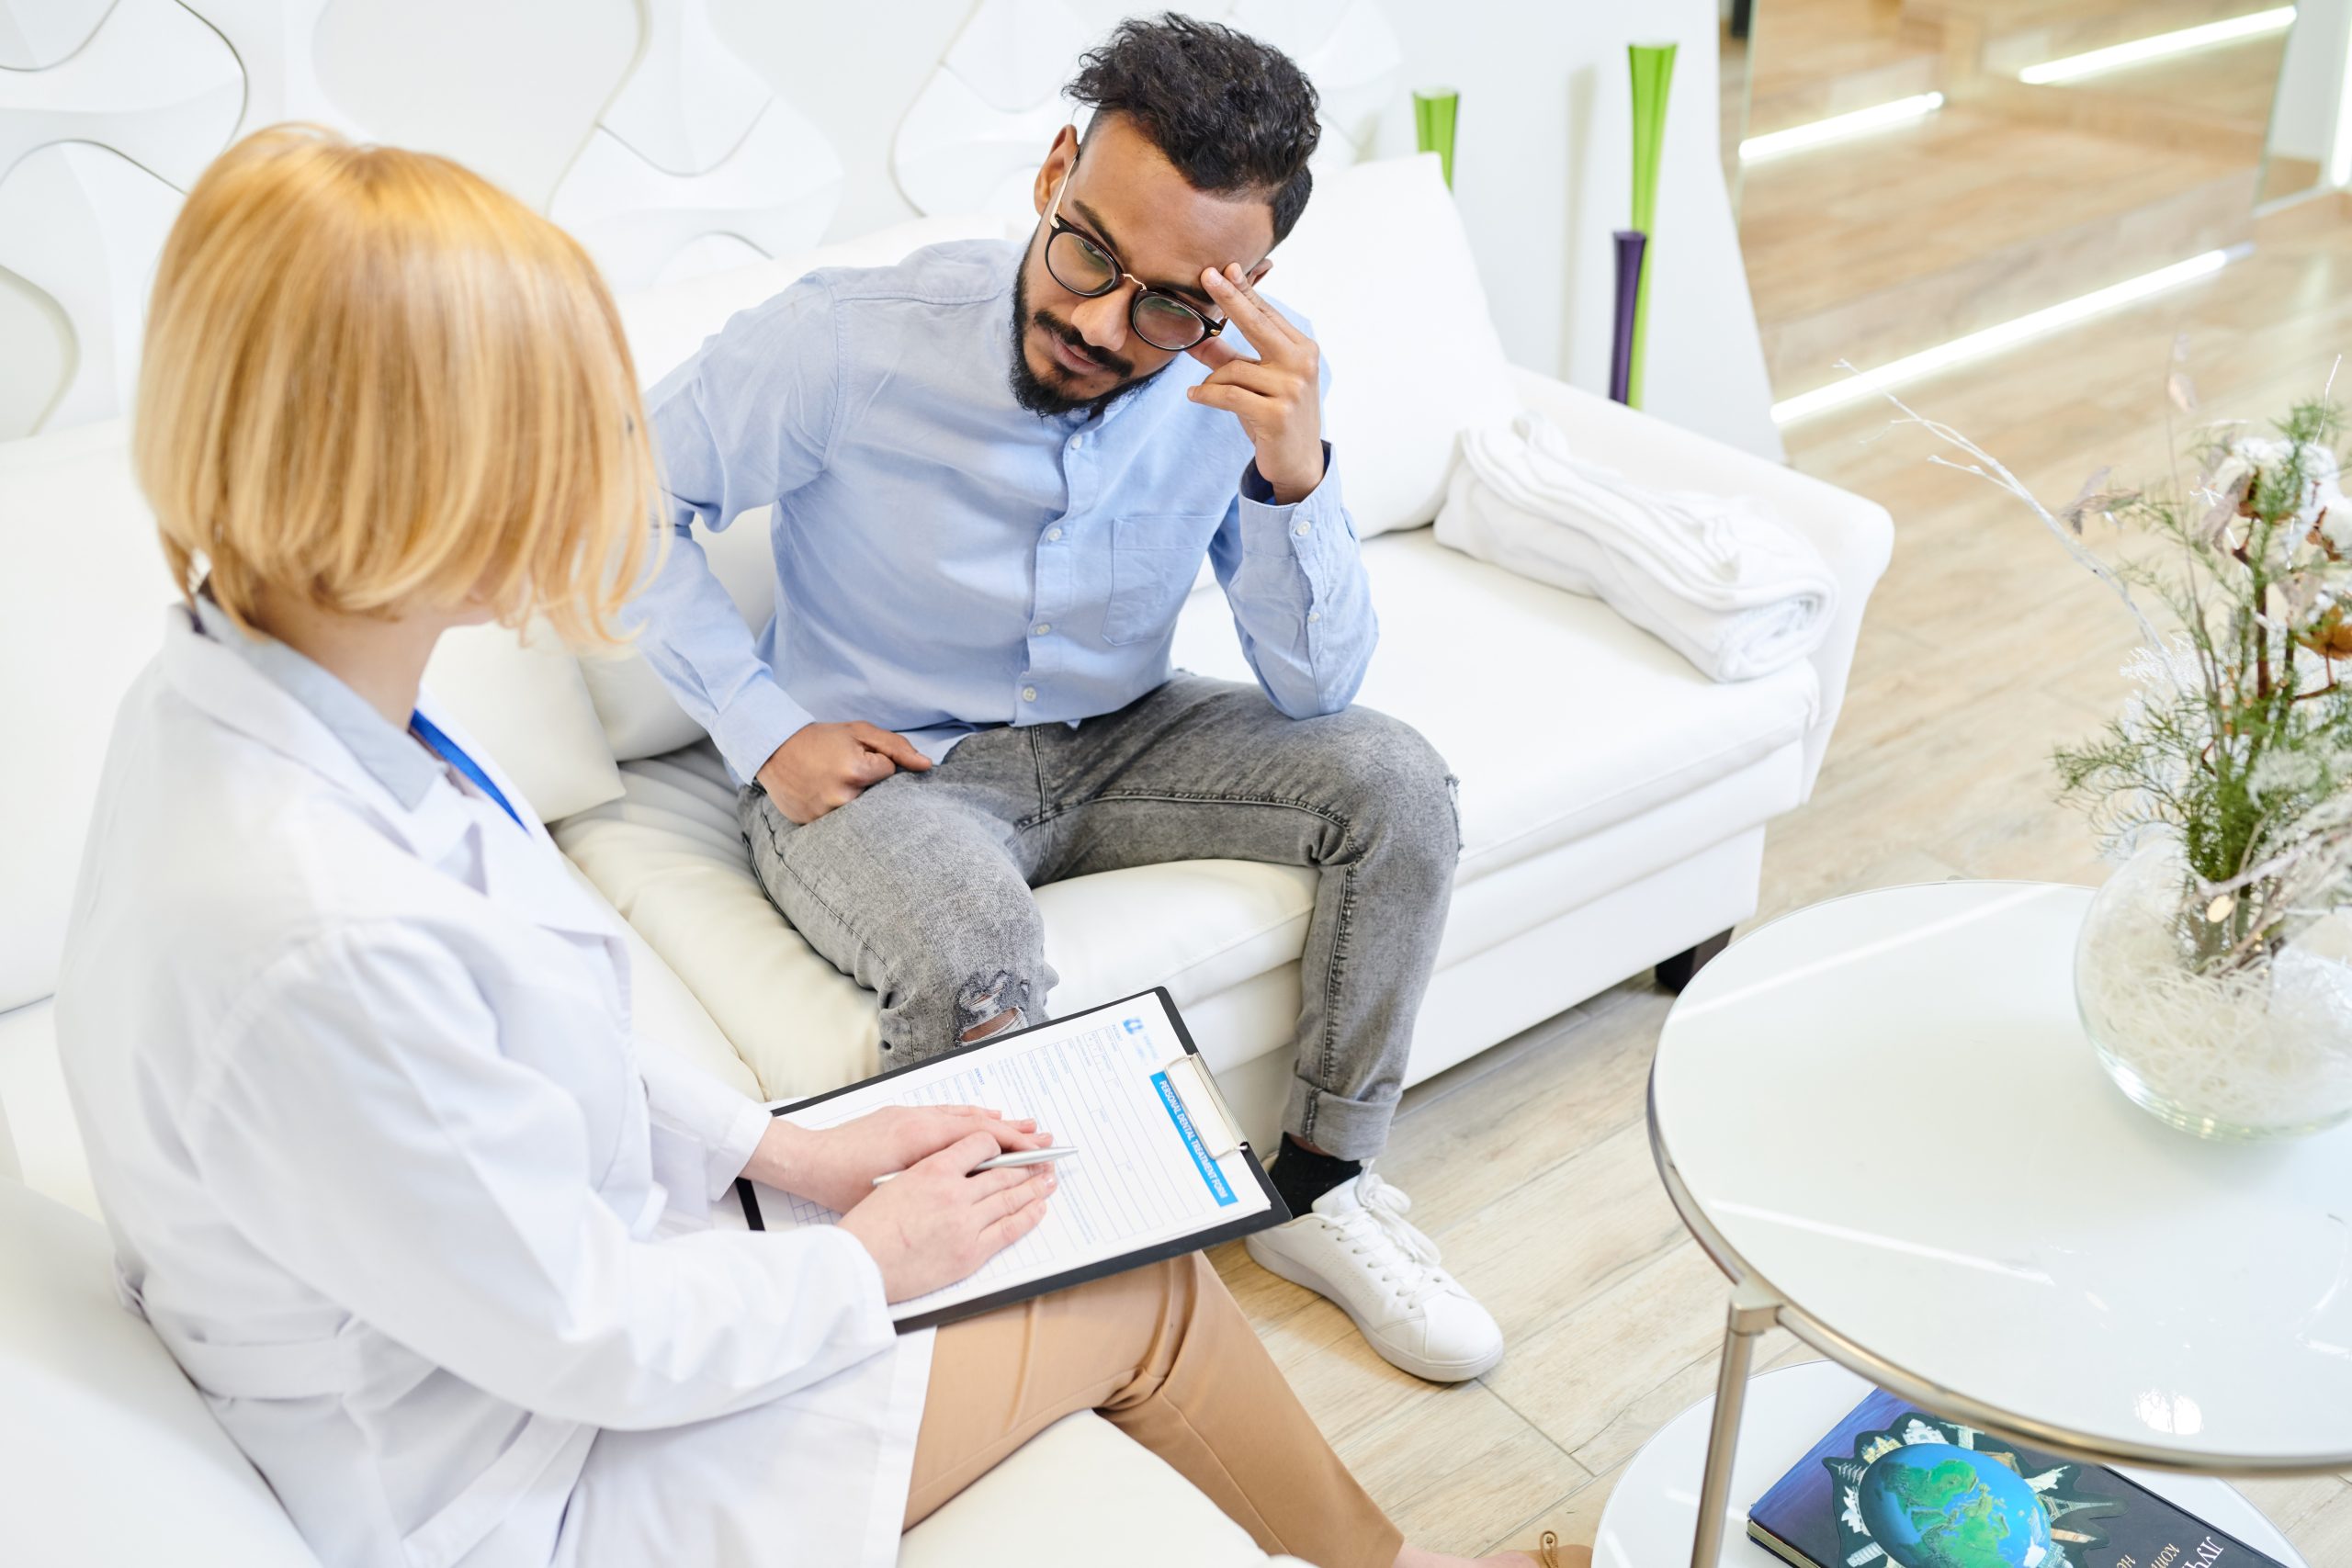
[1505,367,1892,795]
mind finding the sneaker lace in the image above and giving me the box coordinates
[1333,1170,1452,1309]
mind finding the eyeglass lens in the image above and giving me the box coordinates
[1046,229,1211,352]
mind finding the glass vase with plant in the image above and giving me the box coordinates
[1899,367,2352,1139]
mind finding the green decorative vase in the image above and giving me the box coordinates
[1413,88,1459,188]
[1626,42,1677,409]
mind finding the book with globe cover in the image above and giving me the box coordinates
[1746,1389,2289,1568]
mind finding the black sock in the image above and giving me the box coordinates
[1270,1136,1363,1216]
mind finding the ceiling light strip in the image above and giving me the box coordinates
[1770,247,2244,425]
[2018,6,2297,85]
[1738,93,1946,162]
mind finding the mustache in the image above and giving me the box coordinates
[1031,310,1133,379]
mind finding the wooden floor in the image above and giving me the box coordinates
[1212,192,2352,1561]
[1733,0,2286,392]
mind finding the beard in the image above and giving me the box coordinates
[1006,263,1151,418]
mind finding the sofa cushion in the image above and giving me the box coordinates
[899,1411,1279,1568]
[0,422,625,1010]
[553,744,1317,1102]
[1174,526,1822,884]
[0,1177,321,1566]
[1269,152,1518,537]
[570,862,762,1101]
[558,532,1815,1100]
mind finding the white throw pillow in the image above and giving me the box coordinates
[1269,152,1520,537]
[577,507,780,762]
[422,620,623,821]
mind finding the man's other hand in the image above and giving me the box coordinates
[756,721,933,824]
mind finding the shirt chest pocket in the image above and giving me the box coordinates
[1103,512,1221,646]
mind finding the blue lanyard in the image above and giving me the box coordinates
[410,712,526,831]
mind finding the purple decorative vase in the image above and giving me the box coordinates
[1609,229,1647,405]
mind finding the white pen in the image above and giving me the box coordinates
[871,1145,1080,1186]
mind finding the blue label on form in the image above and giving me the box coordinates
[1151,1070,1236,1206]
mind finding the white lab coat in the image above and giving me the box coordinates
[54,607,933,1568]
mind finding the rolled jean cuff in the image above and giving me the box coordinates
[1282,1076,1396,1162]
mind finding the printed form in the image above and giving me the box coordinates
[738,992,1271,1323]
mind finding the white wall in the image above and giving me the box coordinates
[2270,0,2351,173]
[0,0,1777,457]
[1365,1,1781,457]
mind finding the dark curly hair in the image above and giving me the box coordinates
[1066,13,1321,245]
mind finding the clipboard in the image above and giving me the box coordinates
[732,987,1290,1333]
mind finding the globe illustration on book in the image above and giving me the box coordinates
[1856,1442,2054,1568]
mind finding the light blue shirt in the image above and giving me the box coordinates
[630,238,1375,784]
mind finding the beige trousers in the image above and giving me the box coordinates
[905,1252,1404,1568]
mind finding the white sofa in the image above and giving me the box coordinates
[0,153,1890,1562]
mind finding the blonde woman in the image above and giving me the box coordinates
[54,127,1579,1568]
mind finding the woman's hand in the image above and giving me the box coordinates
[747,1104,1050,1215]
[837,1131,1057,1301]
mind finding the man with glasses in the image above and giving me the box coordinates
[629,13,1503,1383]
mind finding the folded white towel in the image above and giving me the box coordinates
[1436,411,1838,682]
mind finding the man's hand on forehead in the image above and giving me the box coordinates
[1185,264,1326,506]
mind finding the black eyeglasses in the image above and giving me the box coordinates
[1042,174,1229,354]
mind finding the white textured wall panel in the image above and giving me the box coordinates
[891,0,1400,218]
[0,143,181,431]
[0,0,1775,452]
[548,0,844,289]
[310,0,636,209]
[551,103,842,292]
[0,272,69,435]
[1229,0,1400,169]
[185,0,356,138]
[599,0,768,175]
[0,0,113,72]
[0,0,240,186]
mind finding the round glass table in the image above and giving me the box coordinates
[1646,881,2352,1566]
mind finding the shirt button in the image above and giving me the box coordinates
[1306,611,1321,623]
[1071,434,1087,450]
[1022,686,1039,703]
[1046,527,1064,542]
[1033,622,1051,636]
[1294,522,1311,536]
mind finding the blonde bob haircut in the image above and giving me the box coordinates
[135,124,656,645]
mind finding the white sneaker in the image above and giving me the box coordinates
[1245,1168,1505,1382]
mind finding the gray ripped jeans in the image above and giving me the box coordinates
[736,676,1458,1159]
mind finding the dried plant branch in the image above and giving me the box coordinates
[1886,392,2168,650]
